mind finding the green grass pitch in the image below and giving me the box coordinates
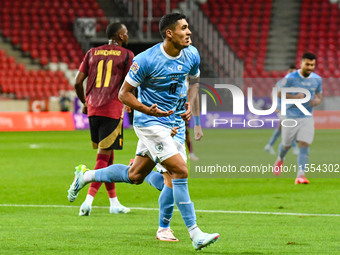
[1,128,340,254]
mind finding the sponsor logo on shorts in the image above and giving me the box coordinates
[155,142,164,152]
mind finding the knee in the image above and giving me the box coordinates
[133,179,144,185]
[128,172,144,185]
[299,141,310,148]
[180,171,188,179]
[172,166,188,179]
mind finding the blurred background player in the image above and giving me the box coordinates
[264,65,299,155]
[59,91,71,112]
[74,22,134,215]
[184,75,200,161]
[274,53,322,184]
[185,123,199,160]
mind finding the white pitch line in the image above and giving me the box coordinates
[1,204,340,217]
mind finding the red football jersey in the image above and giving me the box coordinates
[79,44,134,119]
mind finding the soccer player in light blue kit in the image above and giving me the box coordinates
[67,13,219,251]
[144,80,203,242]
[273,53,322,184]
[264,65,299,155]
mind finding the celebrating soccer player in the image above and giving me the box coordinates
[143,76,203,241]
[68,13,219,251]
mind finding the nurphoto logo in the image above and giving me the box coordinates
[199,83,312,128]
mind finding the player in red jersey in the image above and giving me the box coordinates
[74,23,134,216]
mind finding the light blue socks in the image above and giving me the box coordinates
[172,178,196,227]
[158,185,174,228]
[145,171,164,191]
[278,143,290,161]
[94,164,133,184]
[297,147,309,176]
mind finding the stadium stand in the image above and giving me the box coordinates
[0,49,72,99]
[199,0,273,96]
[200,0,273,78]
[0,0,108,99]
[200,0,338,96]
[0,0,338,99]
[140,0,185,33]
[0,0,106,69]
[297,0,340,96]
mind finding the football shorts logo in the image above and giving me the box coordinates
[130,62,139,74]
[155,142,164,152]
[177,65,182,71]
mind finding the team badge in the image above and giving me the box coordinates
[130,62,139,74]
[177,65,183,71]
[155,142,164,152]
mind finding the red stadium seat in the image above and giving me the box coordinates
[68,63,77,70]
[200,0,273,77]
[40,57,49,66]
[2,28,11,38]
[96,9,105,17]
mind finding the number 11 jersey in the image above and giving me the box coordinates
[79,44,134,119]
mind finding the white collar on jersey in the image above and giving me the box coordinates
[160,43,182,60]
[298,69,312,79]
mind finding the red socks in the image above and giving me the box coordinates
[88,153,115,197]
[106,151,116,198]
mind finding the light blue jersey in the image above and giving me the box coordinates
[125,43,200,129]
[282,70,322,118]
[173,82,187,144]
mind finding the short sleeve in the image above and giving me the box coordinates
[275,79,284,90]
[188,46,200,79]
[125,52,149,87]
[79,50,90,75]
[282,74,293,88]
